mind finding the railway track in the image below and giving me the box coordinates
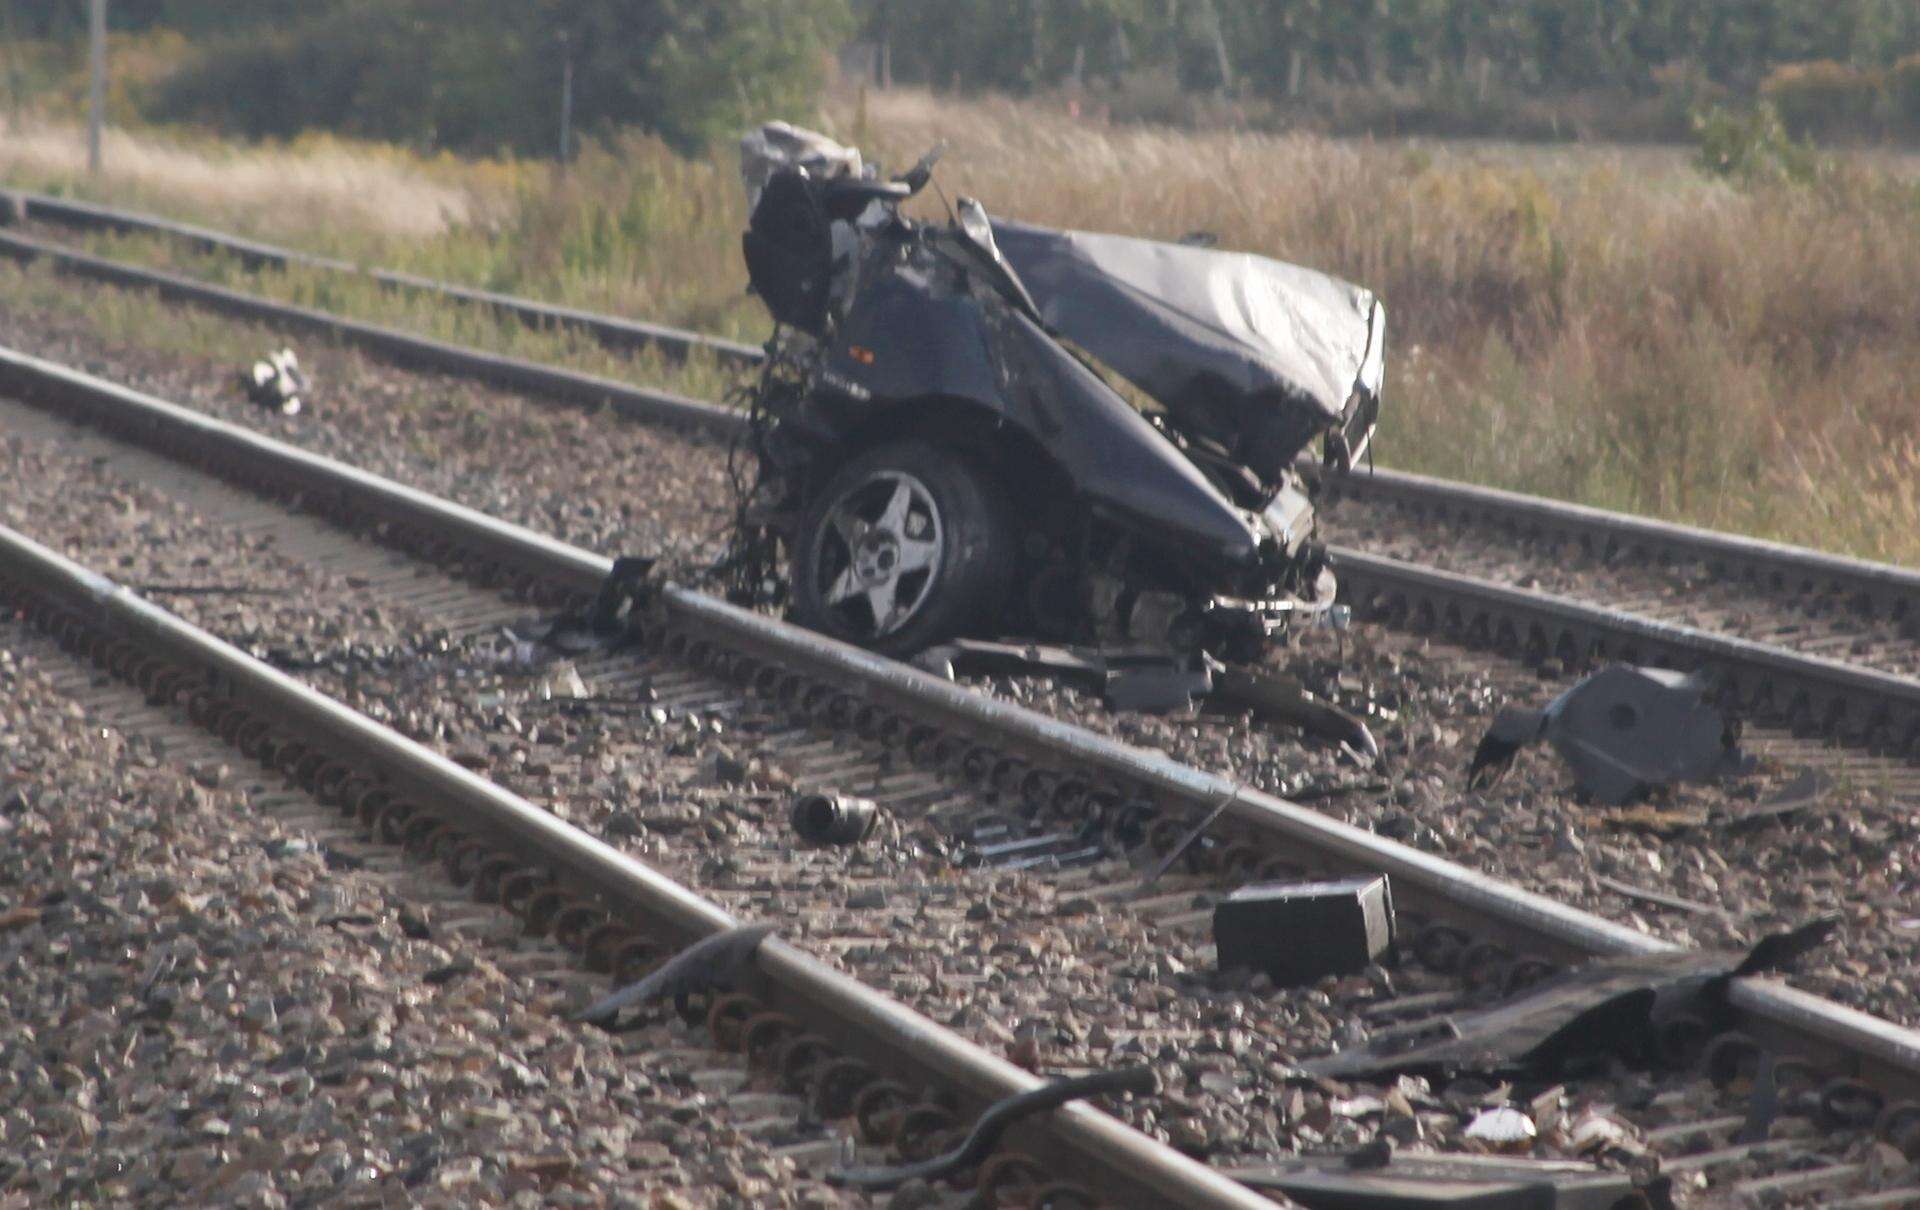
[5,190,1917,726]
[6,196,1920,834]
[6,341,1920,1205]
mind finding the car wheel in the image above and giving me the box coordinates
[791,439,1011,657]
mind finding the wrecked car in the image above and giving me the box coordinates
[726,123,1384,672]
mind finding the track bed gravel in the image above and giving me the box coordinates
[1323,493,1920,678]
[3,285,1916,1032]
[4,289,1919,1198]
[0,395,1776,1201]
[0,630,852,1209]
[0,273,735,562]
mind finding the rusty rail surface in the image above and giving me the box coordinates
[6,339,1920,1106]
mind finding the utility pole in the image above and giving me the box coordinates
[557,29,574,175]
[87,0,105,174]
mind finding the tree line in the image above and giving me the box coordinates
[8,0,1920,151]
[856,0,1920,98]
[7,0,851,154]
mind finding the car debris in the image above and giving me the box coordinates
[911,638,1214,714]
[910,637,1380,755]
[721,122,1384,725]
[1223,1151,1658,1209]
[240,347,308,415]
[1213,875,1396,987]
[1304,916,1838,1082]
[1463,1105,1538,1152]
[950,817,1106,871]
[827,1064,1157,1190]
[1729,766,1832,829]
[1467,665,1749,805]
[788,792,880,845]
[1213,666,1379,760]
[574,922,777,1026]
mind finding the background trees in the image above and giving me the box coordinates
[53,0,851,155]
[852,0,1920,137]
[7,0,1920,148]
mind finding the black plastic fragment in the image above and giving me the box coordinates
[911,638,1211,713]
[790,793,880,845]
[1305,916,1839,1081]
[1213,875,1395,987]
[827,1065,1158,1190]
[586,555,659,632]
[1212,667,1379,759]
[574,922,777,1025]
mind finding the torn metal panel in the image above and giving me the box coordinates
[1222,1152,1652,1209]
[1305,918,1837,1081]
[738,121,864,213]
[1468,665,1748,805]
[991,218,1385,479]
[574,923,777,1026]
[912,638,1212,714]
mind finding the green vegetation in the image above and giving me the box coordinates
[1693,103,1826,185]
[6,0,851,155]
[849,0,1920,143]
[9,1,1920,149]
[60,223,746,407]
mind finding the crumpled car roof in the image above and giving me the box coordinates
[990,219,1379,426]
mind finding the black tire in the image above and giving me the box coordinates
[791,439,1012,657]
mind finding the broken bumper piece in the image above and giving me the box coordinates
[1468,664,1749,804]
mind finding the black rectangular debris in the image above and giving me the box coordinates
[1212,875,1393,986]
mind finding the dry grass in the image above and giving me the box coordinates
[838,91,1920,565]
[0,115,486,239]
[7,88,1919,566]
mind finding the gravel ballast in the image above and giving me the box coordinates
[2,281,1915,1030]
[0,631,853,1208]
[3,279,1919,1205]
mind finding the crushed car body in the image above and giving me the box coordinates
[724,123,1384,695]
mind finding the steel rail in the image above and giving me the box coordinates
[1330,548,1920,755]
[1325,465,1920,621]
[6,216,1911,760]
[13,185,1917,628]
[0,517,1270,1210]
[0,228,744,437]
[7,339,1920,1102]
[1,188,762,367]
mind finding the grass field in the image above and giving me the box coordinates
[4,90,1917,566]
